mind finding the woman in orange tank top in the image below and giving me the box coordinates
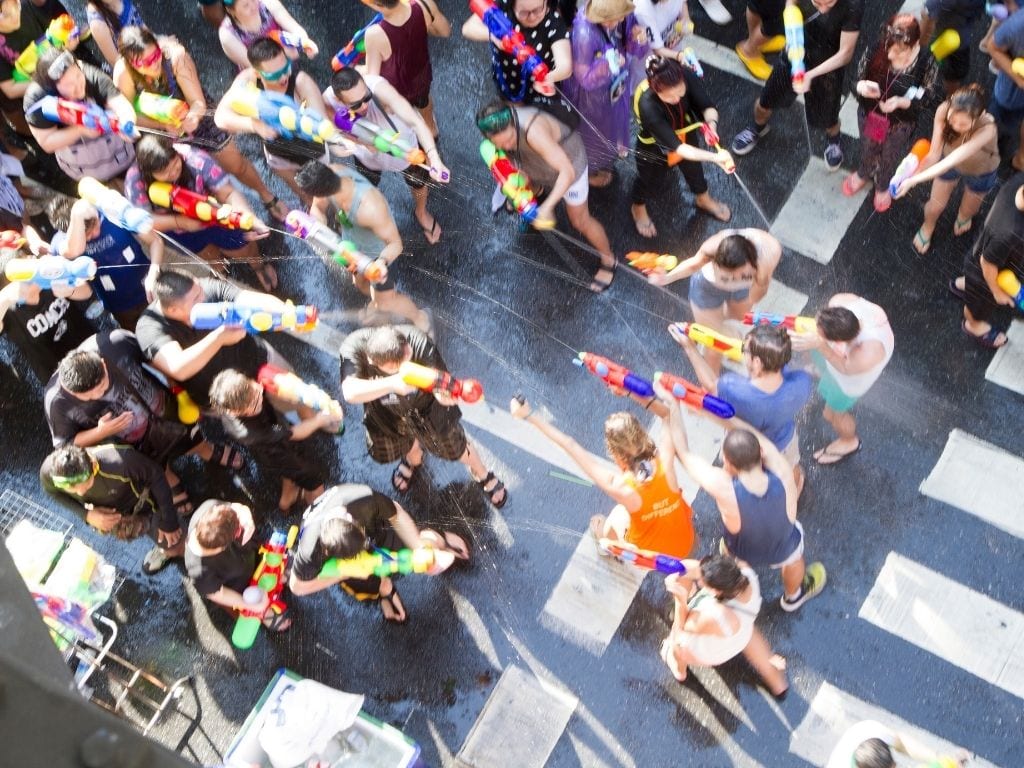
[511,397,697,560]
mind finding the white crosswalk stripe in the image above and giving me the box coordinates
[790,682,1003,767]
[985,319,1024,396]
[920,429,1024,540]
[859,552,1024,701]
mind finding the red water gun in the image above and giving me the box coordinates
[470,0,551,95]
[575,352,655,398]
[35,96,139,139]
[231,526,297,650]
[147,182,254,230]
[398,361,484,403]
[654,371,735,418]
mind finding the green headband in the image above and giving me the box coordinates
[476,107,512,135]
[51,460,97,490]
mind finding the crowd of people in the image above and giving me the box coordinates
[0,0,1013,763]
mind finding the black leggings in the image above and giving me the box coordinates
[630,135,708,206]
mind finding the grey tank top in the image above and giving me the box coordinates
[514,106,587,190]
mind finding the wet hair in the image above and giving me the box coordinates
[117,25,159,63]
[208,369,256,413]
[135,134,180,184]
[365,326,408,366]
[58,350,106,393]
[942,84,987,144]
[295,160,341,198]
[195,503,239,549]
[645,55,687,93]
[698,554,749,601]
[331,66,363,96]
[152,268,197,309]
[47,444,93,482]
[852,739,896,768]
[604,412,657,472]
[32,48,73,91]
[476,101,513,136]
[816,306,860,342]
[722,429,761,472]
[247,36,285,68]
[47,195,97,234]
[744,325,791,373]
[865,13,920,84]
[714,234,758,270]
[319,513,367,559]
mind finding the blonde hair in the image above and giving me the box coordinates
[208,369,256,412]
[604,412,656,469]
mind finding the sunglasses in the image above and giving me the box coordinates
[344,92,372,110]
[131,46,162,70]
[259,59,292,82]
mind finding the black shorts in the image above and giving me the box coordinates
[354,157,430,190]
[759,58,843,130]
[747,0,785,36]
[962,255,1012,328]
[366,420,468,463]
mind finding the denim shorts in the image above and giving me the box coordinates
[938,166,999,194]
[688,270,750,310]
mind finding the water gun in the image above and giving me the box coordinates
[598,539,687,575]
[672,321,743,362]
[470,0,551,91]
[399,361,484,404]
[680,48,703,78]
[783,5,805,87]
[742,311,817,333]
[332,109,427,166]
[0,230,25,250]
[4,255,96,290]
[627,251,678,274]
[147,182,254,230]
[888,138,931,196]
[134,91,190,129]
[284,210,387,283]
[190,300,318,333]
[574,352,655,398]
[987,2,1009,20]
[257,363,344,419]
[1012,57,1024,77]
[480,139,539,224]
[35,96,139,140]
[171,384,200,424]
[77,177,153,234]
[331,12,383,71]
[654,371,735,419]
[231,526,298,650]
[319,545,454,579]
[599,47,622,78]
[997,270,1024,311]
[930,29,961,62]
[13,14,78,83]
[267,29,317,57]
[229,88,336,145]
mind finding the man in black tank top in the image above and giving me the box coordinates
[215,36,330,207]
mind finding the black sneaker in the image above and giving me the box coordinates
[731,124,769,156]
[780,562,827,611]
[824,141,844,171]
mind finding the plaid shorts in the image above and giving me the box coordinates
[366,420,468,463]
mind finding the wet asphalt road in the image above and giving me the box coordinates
[1,0,1022,765]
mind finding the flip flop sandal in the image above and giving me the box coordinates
[954,216,973,236]
[169,483,194,516]
[813,441,862,465]
[262,610,292,633]
[589,261,617,294]
[477,471,508,508]
[912,228,931,255]
[633,217,657,238]
[210,443,244,470]
[420,215,441,245]
[947,278,968,302]
[391,458,418,493]
[262,195,288,224]
[961,320,1007,348]
[841,173,867,196]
